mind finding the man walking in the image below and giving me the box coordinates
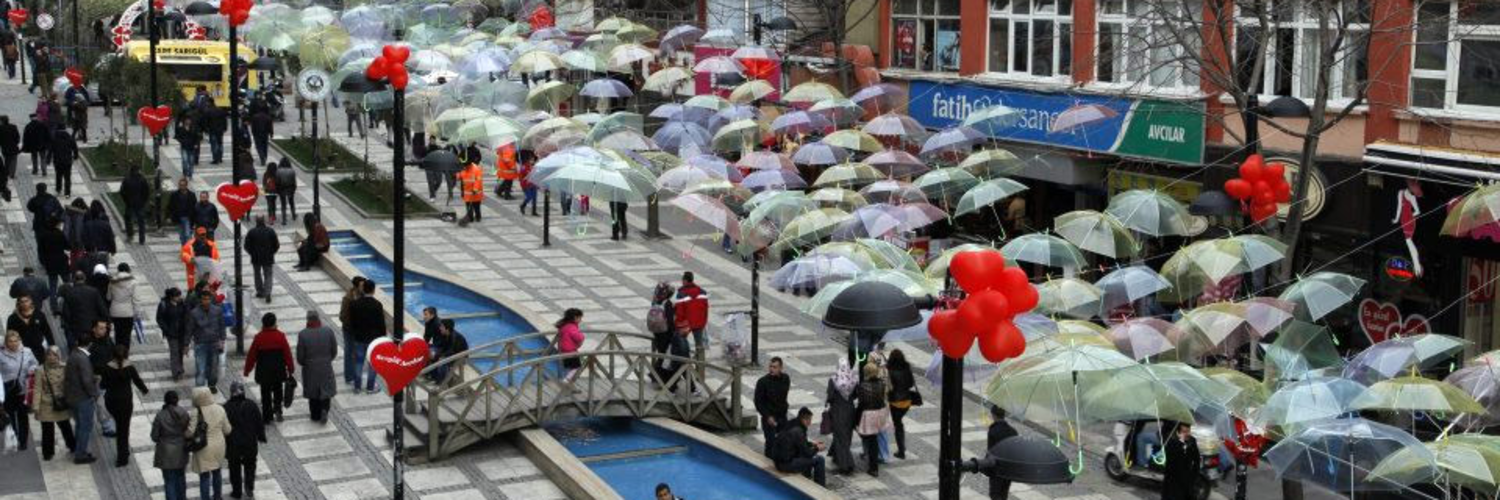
[187,291,225,388]
[0,115,19,201]
[753,357,790,457]
[673,272,710,357]
[50,125,75,197]
[21,113,48,176]
[61,270,107,350]
[63,336,99,464]
[193,191,220,239]
[458,159,484,224]
[609,201,629,240]
[119,165,150,245]
[347,280,385,393]
[203,105,227,165]
[338,277,365,386]
[223,382,265,500]
[155,288,189,380]
[244,216,279,301]
[297,311,338,423]
[249,108,272,166]
[167,178,196,244]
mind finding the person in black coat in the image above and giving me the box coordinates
[155,288,189,380]
[244,216,279,300]
[986,406,1019,500]
[428,319,468,383]
[273,158,296,224]
[770,407,826,486]
[0,115,18,200]
[98,345,148,467]
[34,217,69,311]
[175,117,201,178]
[22,114,49,176]
[223,382,266,500]
[202,105,227,164]
[192,191,219,238]
[347,280,386,393]
[167,178,197,244]
[118,166,150,245]
[61,272,107,349]
[249,109,272,166]
[26,183,61,234]
[1161,423,1201,500]
[49,126,75,197]
[81,201,115,256]
[753,357,791,457]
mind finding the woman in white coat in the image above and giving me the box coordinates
[187,387,232,500]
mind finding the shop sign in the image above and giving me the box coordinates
[1384,256,1417,282]
[1359,298,1431,343]
[1107,171,1200,204]
[908,80,1205,165]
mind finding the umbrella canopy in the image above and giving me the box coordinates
[920,126,988,158]
[866,150,929,177]
[1240,297,1297,337]
[580,78,634,99]
[964,104,1022,135]
[1171,303,1254,360]
[863,113,929,142]
[770,111,833,136]
[955,178,1030,217]
[1000,233,1087,269]
[772,253,869,292]
[669,193,741,239]
[1201,367,1271,416]
[742,169,806,191]
[660,25,705,51]
[961,148,1026,179]
[652,122,712,156]
[1351,375,1486,414]
[1372,438,1500,493]
[814,162,884,189]
[1442,183,1500,238]
[297,26,352,70]
[1081,362,1240,423]
[808,187,869,210]
[707,105,762,133]
[729,79,777,104]
[560,50,608,72]
[985,344,1139,423]
[923,244,1000,281]
[452,116,524,147]
[526,81,577,111]
[1106,190,1192,237]
[1254,377,1368,430]
[1053,210,1139,259]
[1095,265,1171,308]
[607,43,655,71]
[1278,272,1367,322]
[915,168,980,205]
[783,82,844,104]
[1344,334,1472,385]
[772,208,853,252]
[1034,278,1102,319]
[1162,237,1288,293]
[1265,418,1432,493]
[737,150,795,171]
[511,50,565,75]
[1447,363,1500,428]
[859,180,928,205]
[693,56,743,75]
[744,192,816,232]
[430,107,493,139]
[533,147,657,202]
[1264,320,1345,383]
[810,97,865,126]
[822,129,883,153]
[644,67,694,94]
[850,83,907,113]
[711,119,769,152]
[792,142,850,167]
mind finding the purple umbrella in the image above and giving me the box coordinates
[835,203,906,239]
[770,110,833,136]
[580,78,635,99]
[652,121,712,155]
[850,83,907,113]
[792,142,849,166]
[685,154,742,181]
[650,103,684,120]
[660,25,705,52]
[860,180,928,204]
[737,150,794,171]
[708,105,761,132]
[862,113,929,141]
[742,169,807,192]
[919,126,988,158]
[866,150,928,177]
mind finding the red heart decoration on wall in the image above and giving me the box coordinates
[1358,298,1400,344]
[6,8,27,26]
[64,67,83,86]
[368,334,431,395]
[136,105,172,136]
[214,180,260,222]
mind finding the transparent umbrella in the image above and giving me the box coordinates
[430,107,493,139]
[862,113,929,142]
[1278,272,1367,322]
[729,79,777,104]
[742,170,806,192]
[1372,438,1500,494]
[652,122,711,156]
[859,180,928,205]
[452,116,523,147]
[669,193,741,239]
[644,67,694,94]
[1054,210,1139,259]
[1081,362,1240,423]
[866,150,929,178]
[1106,189,1192,237]
[854,239,921,272]
[1238,297,1296,337]
[534,151,657,203]
[1171,302,1252,360]
[772,254,869,292]
[711,119,769,152]
[737,150,794,171]
[770,111,833,136]
[607,43,655,71]
[1000,233,1088,269]
[1343,334,1471,385]
[1446,363,1500,428]
[580,78,634,99]
[1253,377,1368,431]
[511,50,565,75]
[920,126,988,158]
[525,81,576,111]
[1264,320,1345,383]
[960,148,1025,179]
[1095,265,1171,308]
[1036,278,1103,319]
[745,191,815,229]
[562,50,609,73]
[822,129,883,153]
[813,162,884,189]
[850,82,906,113]
[791,142,849,167]
[297,26,352,70]
[963,104,1022,135]
[783,81,844,105]
[810,98,865,126]
[984,344,1139,424]
[771,208,853,253]
[1264,418,1433,495]
[1441,183,1500,238]
[955,178,1030,217]
[1200,367,1271,416]
[659,25,705,52]
[914,168,979,206]
[1351,375,1485,414]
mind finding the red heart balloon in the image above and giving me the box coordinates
[1252,183,1275,204]
[1005,281,1039,314]
[1223,178,1252,200]
[215,180,260,222]
[7,8,27,26]
[1273,182,1292,203]
[958,289,1012,329]
[996,321,1027,360]
[930,310,976,360]
[977,326,1007,363]
[951,249,1006,293]
[389,68,409,90]
[368,335,431,395]
[136,105,172,136]
[1250,202,1278,223]
[64,67,83,86]
[1265,162,1286,182]
[365,57,390,81]
[382,45,411,64]
[1239,154,1264,181]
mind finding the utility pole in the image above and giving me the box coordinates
[229,17,245,354]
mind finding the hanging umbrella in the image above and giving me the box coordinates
[699,28,737,47]
[644,67,694,94]
[1442,184,1500,237]
[737,150,794,171]
[772,254,869,292]
[836,204,906,240]
[1264,418,1432,494]
[1095,265,1171,308]
[1108,318,1181,361]
[1172,302,1253,359]
[985,344,1139,423]
[805,243,884,271]
[922,244,1001,281]
[742,170,806,192]
[297,26,352,70]
[863,113,928,142]
[1162,238,1286,294]
[607,43,655,71]
[920,126,988,158]
[1053,210,1139,259]
[453,116,524,147]
[1264,320,1345,383]
[580,78,634,99]
[914,168,979,205]
[693,56,743,75]
[963,104,1022,135]
[1105,190,1192,237]
[822,129,884,153]
[511,50,565,75]
[1081,362,1241,423]
[771,208,854,252]
[1239,297,1297,337]
[853,239,921,272]
[1351,376,1485,414]
[535,151,657,203]
[791,143,849,167]
[616,23,658,43]
[1372,438,1500,493]
[561,50,609,73]
[859,180,928,205]
[706,105,762,133]
[652,122,711,156]
[808,188,868,210]
[925,342,1001,386]
[711,119,769,152]
[526,81,577,111]
[523,117,588,150]
[770,111,833,136]
[955,178,1030,217]
[961,148,1025,179]
[1254,377,1369,430]
[1278,272,1367,322]
[340,6,387,39]
[430,107,493,139]
[588,112,646,142]
[810,97,865,126]
[1050,104,1120,133]
[866,150,929,177]
[1201,367,1272,416]
[595,130,657,152]
[783,82,844,105]
[660,25,705,52]
[669,193,741,239]
[657,165,729,192]
[850,83,907,113]
[729,79,777,104]
[853,269,940,298]
[682,180,753,214]
[408,50,455,74]
[463,79,527,111]
[1344,334,1471,385]
[1036,278,1104,319]
[1446,362,1500,428]
[745,192,815,229]
[1001,233,1088,269]
[814,163,884,188]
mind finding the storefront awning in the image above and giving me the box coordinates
[1364,142,1500,186]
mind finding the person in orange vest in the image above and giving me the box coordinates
[458,160,485,224]
[179,226,221,289]
[494,144,518,200]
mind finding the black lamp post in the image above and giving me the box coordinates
[750,14,796,46]
[391,76,408,500]
[227,14,247,354]
[959,435,1074,486]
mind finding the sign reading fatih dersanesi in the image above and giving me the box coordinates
[908,80,1206,165]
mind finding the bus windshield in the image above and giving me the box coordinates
[161,63,222,82]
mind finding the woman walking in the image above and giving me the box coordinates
[555,308,584,384]
[99,345,148,466]
[885,349,918,459]
[32,346,74,460]
[6,296,49,366]
[261,162,280,224]
[854,362,892,477]
[152,390,191,500]
[107,263,138,348]
[823,359,858,475]
[243,313,293,422]
[188,386,231,500]
[2,331,39,450]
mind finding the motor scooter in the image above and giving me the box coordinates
[1103,420,1222,500]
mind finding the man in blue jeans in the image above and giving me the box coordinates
[340,277,366,386]
[63,336,100,463]
[347,279,386,393]
[187,291,226,388]
[166,178,197,245]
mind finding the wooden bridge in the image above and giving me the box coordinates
[401,331,754,462]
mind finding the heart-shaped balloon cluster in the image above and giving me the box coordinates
[527,5,555,29]
[365,45,411,90]
[220,0,251,27]
[110,25,131,47]
[137,105,172,136]
[64,67,83,87]
[186,22,206,40]
[6,8,27,26]
[928,249,1038,363]
[1222,154,1290,223]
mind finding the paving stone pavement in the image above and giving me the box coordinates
[0,77,1325,500]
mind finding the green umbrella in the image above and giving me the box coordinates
[813,163,883,188]
[854,238,921,272]
[783,81,844,104]
[745,191,815,228]
[1373,438,1500,493]
[453,116,524,146]
[1442,183,1500,237]
[511,50,565,75]
[430,107,493,139]
[588,112,645,143]
[596,16,632,32]
[644,67,694,94]
[822,129,883,153]
[1161,238,1286,295]
[297,26,352,70]
[561,49,608,72]
[985,344,1139,423]
[809,97,864,126]
[1106,190,1191,237]
[960,148,1025,179]
[1278,272,1367,322]
[616,22,658,43]
[584,32,622,52]
[1264,320,1344,383]
[1036,278,1103,319]
[607,43,655,71]
[806,242,885,270]
[1081,362,1241,423]
[729,79,777,104]
[955,178,1029,217]
[1000,233,1087,269]
[923,244,1000,281]
[246,24,300,51]
[1170,302,1251,360]
[772,208,853,253]
[536,155,658,203]
[915,168,979,205]
[1200,367,1271,416]
[808,187,868,209]
[526,81,577,112]
[711,119,769,152]
[1054,210,1139,259]
[1352,375,1486,414]
[683,94,732,112]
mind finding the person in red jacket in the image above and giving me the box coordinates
[673,271,710,357]
[242,313,294,422]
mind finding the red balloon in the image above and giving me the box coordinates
[1253,186,1275,204]
[382,45,411,64]
[389,70,409,90]
[997,266,1028,290]
[959,290,1012,328]
[996,321,1027,360]
[930,310,976,359]
[928,309,961,339]
[1265,162,1286,182]
[1240,155,1265,181]
[977,326,1007,363]
[1273,182,1292,203]
[1250,203,1278,222]
[1223,179,1252,200]
[1007,282,1039,313]
[950,249,1006,293]
[365,57,390,81]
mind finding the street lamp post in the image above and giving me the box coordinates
[147,0,159,232]
[391,78,407,500]
[228,20,245,354]
[311,99,320,218]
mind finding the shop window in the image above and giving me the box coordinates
[1235,0,1369,101]
[988,0,1072,79]
[891,0,962,72]
[1410,1,1500,111]
[1096,0,1201,90]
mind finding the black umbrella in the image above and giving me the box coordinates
[821,281,921,331]
[421,150,461,173]
[249,56,279,71]
[338,76,386,94]
[965,436,1073,485]
[1189,190,1236,216]
[183,1,218,14]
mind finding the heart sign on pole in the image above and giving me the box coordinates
[64,67,83,86]
[6,8,26,26]
[368,334,431,395]
[136,105,172,136]
[215,180,259,222]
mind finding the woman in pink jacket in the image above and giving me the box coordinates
[555,308,585,383]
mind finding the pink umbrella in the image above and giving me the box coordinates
[866,150,928,177]
[1049,103,1119,133]
[860,180,928,204]
[737,150,795,171]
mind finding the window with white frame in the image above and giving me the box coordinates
[1234,0,1369,101]
[988,0,1073,79]
[1096,0,1202,90]
[892,0,962,72]
[1411,1,1500,110]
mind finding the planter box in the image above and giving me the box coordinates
[272,137,368,173]
[80,141,156,180]
[325,176,438,219]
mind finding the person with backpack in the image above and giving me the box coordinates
[673,272,710,358]
[152,390,191,500]
[187,386,231,500]
[647,282,676,381]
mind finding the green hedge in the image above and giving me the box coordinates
[81,141,156,180]
[274,137,368,173]
[329,177,437,217]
